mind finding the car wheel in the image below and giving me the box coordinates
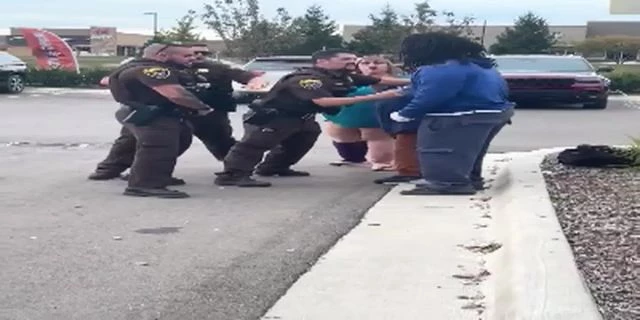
[5,74,25,94]
[583,97,608,110]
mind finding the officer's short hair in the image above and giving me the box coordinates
[311,49,355,63]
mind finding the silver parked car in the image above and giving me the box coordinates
[233,55,312,103]
[0,52,28,94]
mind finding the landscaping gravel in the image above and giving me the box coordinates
[541,155,640,320]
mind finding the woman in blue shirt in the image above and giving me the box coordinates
[391,32,515,196]
[323,56,396,171]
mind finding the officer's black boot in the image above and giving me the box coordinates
[121,173,186,186]
[123,187,190,199]
[254,168,310,177]
[214,171,272,187]
[88,171,122,180]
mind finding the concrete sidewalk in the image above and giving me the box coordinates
[261,152,602,320]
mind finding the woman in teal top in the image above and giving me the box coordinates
[323,86,379,128]
[323,56,396,171]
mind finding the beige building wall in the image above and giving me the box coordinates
[6,47,32,56]
[115,32,151,47]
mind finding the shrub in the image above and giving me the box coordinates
[25,67,112,88]
[606,72,640,93]
[627,136,640,167]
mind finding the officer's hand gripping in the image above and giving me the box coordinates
[245,77,270,91]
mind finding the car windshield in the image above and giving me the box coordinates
[0,53,22,64]
[494,57,594,73]
[244,59,312,71]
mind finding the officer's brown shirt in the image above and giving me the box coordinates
[115,65,183,106]
[284,72,382,101]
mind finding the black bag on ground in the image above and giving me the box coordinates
[557,144,632,168]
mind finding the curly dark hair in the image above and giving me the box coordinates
[400,32,490,70]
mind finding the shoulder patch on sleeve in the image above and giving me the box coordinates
[142,67,171,80]
[298,78,323,90]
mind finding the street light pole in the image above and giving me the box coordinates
[144,12,158,35]
[480,20,487,47]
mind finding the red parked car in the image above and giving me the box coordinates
[492,54,612,109]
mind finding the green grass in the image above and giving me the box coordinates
[15,55,124,69]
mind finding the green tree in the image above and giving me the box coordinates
[235,8,299,58]
[438,10,475,38]
[202,0,296,59]
[202,0,261,57]
[142,10,203,48]
[401,1,437,33]
[489,12,557,54]
[347,1,476,55]
[285,5,344,54]
[162,10,204,42]
[346,5,409,55]
[143,34,169,48]
[402,1,475,37]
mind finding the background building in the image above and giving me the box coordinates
[0,27,226,57]
[3,21,640,58]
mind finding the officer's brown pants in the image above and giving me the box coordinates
[95,126,137,174]
[95,108,193,175]
[189,110,236,160]
[223,116,321,173]
[125,116,192,188]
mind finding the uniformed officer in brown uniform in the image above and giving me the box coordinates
[215,49,409,187]
[87,44,267,183]
[188,44,267,159]
[109,43,213,198]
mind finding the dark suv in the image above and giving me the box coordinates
[0,52,27,94]
[492,55,611,109]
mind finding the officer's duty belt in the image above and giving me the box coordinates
[276,110,315,120]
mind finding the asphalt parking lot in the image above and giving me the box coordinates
[1,91,639,320]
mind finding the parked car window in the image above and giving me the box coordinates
[494,57,594,73]
[0,52,23,64]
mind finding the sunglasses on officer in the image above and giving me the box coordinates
[194,50,213,57]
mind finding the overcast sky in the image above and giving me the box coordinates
[1,0,638,39]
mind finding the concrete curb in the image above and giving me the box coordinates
[484,151,603,320]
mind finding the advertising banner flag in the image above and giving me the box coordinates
[20,28,80,72]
